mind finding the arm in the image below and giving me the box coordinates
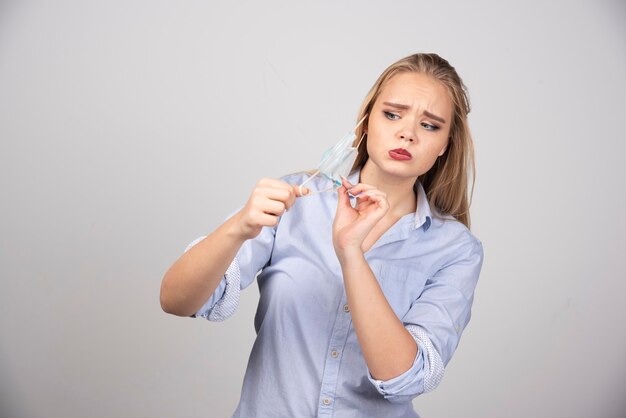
[332,179,417,380]
[337,250,418,380]
[160,215,247,317]
[333,178,483,400]
[160,178,307,317]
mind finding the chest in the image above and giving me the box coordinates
[361,215,403,253]
[262,196,438,318]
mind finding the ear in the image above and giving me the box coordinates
[438,139,449,157]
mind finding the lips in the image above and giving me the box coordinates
[389,148,412,161]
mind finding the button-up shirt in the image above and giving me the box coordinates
[188,170,484,418]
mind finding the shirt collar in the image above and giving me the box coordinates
[414,181,433,232]
[349,169,433,232]
[347,170,360,186]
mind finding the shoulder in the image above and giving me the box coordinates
[279,171,310,184]
[429,215,483,262]
[279,171,334,193]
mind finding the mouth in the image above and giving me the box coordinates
[389,148,412,161]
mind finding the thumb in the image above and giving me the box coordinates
[336,185,351,209]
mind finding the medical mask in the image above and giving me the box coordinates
[299,115,367,195]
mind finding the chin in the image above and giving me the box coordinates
[376,160,423,179]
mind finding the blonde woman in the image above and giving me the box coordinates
[161,53,484,418]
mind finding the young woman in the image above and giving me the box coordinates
[160,53,484,418]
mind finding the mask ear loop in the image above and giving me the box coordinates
[298,115,368,197]
[298,169,320,196]
[354,114,367,129]
[301,184,335,197]
[354,132,366,149]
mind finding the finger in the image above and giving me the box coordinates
[257,187,297,210]
[257,178,295,201]
[282,187,297,210]
[292,184,310,198]
[257,198,286,216]
[257,178,297,193]
[347,183,380,196]
[358,190,386,200]
[354,190,385,203]
[355,199,375,211]
[256,212,280,227]
[356,191,389,211]
[336,185,352,209]
[364,192,390,211]
[340,176,354,189]
[258,180,300,209]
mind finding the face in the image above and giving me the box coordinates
[363,72,453,182]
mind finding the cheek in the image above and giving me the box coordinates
[416,151,443,175]
[417,139,448,168]
[430,132,450,154]
[364,130,383,153]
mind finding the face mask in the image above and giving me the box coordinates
[299,115,367,195]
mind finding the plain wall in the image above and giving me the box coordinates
[1,1,625,417]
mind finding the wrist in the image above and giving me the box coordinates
[335,245,366,266]
[224,212,253,243]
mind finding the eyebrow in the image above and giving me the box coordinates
[382,102,447,124]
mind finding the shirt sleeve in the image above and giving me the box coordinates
[368,239,484,402]
[187,211,278,321]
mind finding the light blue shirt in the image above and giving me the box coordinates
[188,170,484,418]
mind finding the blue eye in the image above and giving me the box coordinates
[421,122,440,131]
[384,111,400,120]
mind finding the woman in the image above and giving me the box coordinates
[160,53,484,418]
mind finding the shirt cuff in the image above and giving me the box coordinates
[406,324,445,393]
[367,325,445,402]
[367,342,425,403]
[193,257,241,322]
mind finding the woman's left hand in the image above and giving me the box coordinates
[332,177,389,257]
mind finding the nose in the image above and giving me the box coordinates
[399,133,414,142]
[398,122,416,143]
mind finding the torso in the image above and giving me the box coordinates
[362,215,404,253]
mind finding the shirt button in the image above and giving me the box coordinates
[331,350,339,358]
[322,398,331,406]
[343,304,350,313]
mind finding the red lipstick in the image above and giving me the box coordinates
[389,148,412,161]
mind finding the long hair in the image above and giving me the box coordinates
[350,53,475,229]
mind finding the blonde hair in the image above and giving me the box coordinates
[351,53,475,229]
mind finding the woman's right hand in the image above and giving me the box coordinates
[234,178,309,240]
[160,177,308,316]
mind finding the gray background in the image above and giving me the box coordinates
[1,0,625,417]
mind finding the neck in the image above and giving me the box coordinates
[359,161,417,218]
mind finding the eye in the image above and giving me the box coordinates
[421,122,440,131]
[383,111,400,120]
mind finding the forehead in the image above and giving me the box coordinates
[375,72,452,117]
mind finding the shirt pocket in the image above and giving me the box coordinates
[378,264,429,320]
